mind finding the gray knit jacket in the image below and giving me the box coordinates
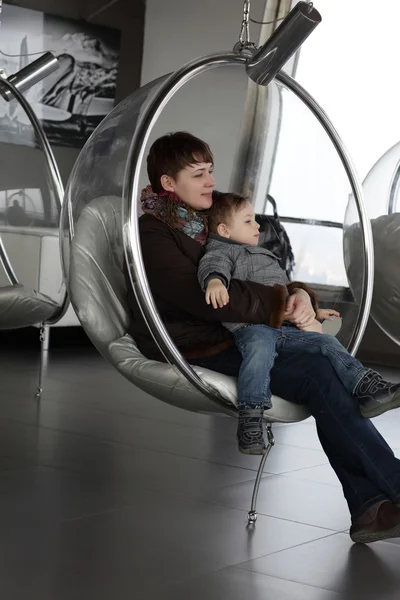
[198,234,289,333]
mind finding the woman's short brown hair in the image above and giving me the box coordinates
[208,191,248,234]
[147,131,214,193]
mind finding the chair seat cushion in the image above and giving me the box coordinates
[0,285,58,329]
[108,333,310,423]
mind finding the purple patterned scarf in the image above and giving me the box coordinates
[140,185,208,245]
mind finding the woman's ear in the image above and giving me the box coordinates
[160,174,175,193]
[217,223,230,238]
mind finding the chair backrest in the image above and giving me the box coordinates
[69,196,131,351]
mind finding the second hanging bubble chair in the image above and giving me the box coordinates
[61,2,374,523]
[344,140,400,347]
[0,56,70,397]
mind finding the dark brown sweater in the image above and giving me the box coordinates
[126,214,318,360]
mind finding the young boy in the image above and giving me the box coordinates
[198,192,400,455]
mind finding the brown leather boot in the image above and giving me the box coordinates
[350,500,400,544]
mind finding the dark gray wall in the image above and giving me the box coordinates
[0,142,79,190]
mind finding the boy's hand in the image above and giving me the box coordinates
[205,279,229,309]
[317,308,341,322]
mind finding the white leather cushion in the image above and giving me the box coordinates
[0,226,76,327]
[69,197,129,348]
[344,213,400,343]
[0,285,58,329]
[108,333,310,422]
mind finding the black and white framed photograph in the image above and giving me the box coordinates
[0,3,120,148]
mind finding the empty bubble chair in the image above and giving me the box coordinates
[0,75,68,397]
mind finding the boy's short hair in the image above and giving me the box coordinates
[208,191,248,234]
[147,131,214,193]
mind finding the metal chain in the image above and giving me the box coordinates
[239,0,251,45]
[234,0,257,55]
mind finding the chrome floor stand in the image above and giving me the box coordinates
[35,324,50,399]
[247,423,275,524]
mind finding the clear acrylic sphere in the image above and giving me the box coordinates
[62,74,168,247]
[61,65,370,354]
[344,141,400,346]
[0,92,65,309]
[61,66,260,353]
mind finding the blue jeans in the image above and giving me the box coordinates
[233,325,367,409]
[190,345,400,521]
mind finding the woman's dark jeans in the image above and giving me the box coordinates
[190,346,400,521]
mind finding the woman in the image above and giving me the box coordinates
[126,131,400,544]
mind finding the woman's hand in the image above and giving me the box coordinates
[297,319,323,333]
[205,279,230,309]
[284,288,315,327]
[317,308,341,322]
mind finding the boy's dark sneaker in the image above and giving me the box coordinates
[237,407,266,455]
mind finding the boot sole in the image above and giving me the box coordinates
[351,520,400,544]
[239,446,267,455]
[360,389,400,419]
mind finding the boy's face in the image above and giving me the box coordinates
[161,162,215,210]
[220,201,260,246]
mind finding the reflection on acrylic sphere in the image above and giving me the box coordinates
[344,141,400,346]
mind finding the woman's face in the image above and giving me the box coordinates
[162,162,215,210]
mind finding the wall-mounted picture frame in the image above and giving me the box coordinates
[0,3,120,148]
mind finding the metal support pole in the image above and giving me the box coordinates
[231,0,293,212]
[248,424,275,524]
[35,324,50,399]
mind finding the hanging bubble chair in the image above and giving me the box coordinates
[0,67,69,397]
[61,2,374,523]
[344,141,400,346]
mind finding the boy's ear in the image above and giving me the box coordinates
[217,223,230,238]
[160,174,175,193]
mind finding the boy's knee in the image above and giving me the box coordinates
[244,339,276,360]
[238,326,276,346]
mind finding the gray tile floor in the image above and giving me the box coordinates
[2,334,400,599]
